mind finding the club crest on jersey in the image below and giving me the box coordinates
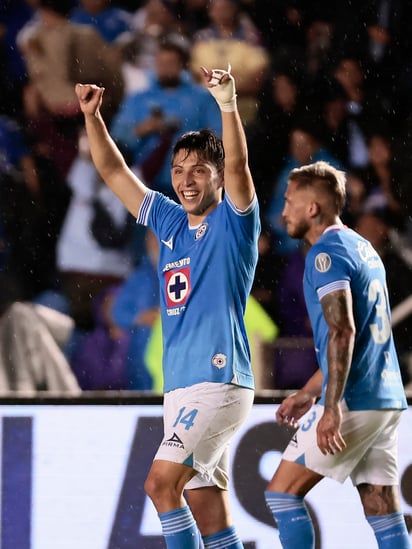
[165,267,191,308]
[212,353,227,369]
[315,252,331,273]
[195,223,208,240]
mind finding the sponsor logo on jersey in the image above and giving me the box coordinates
[163,432,184,449]
[314,252,331,273]
[212,353,227,369]
[163,257,190,273]
[357,240,381,268]
[195,223,208,240]
[161,236,173,250]
[381,369,402,384]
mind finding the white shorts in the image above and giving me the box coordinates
[154,382,254,490]
[283,402,403,485]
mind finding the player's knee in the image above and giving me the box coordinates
[144,472,160,500]
[144,469,173,503]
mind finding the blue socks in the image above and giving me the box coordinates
[366,512,411,548]
[158,506,201,549]
[264,492,411,548]
[203,525,243,548]
[265,491,315,549]
[158,507,244,549]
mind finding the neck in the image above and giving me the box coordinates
[41,10,66,26]
[306,217,343,245]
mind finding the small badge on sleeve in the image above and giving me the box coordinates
[315,252,331,273]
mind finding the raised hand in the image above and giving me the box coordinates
[75,83,105,116]
[200,65,237,112]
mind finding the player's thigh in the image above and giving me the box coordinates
[282,404,402,484]
[349,409,402,486]
[155,382,253,486]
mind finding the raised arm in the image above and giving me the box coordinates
[200,67,255,211]
[75,84,147,218]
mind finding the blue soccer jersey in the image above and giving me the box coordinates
[304,226,407,411]
[137,190,260,392]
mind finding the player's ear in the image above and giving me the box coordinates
[309,201,321,218]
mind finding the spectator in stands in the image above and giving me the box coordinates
[17,0,124,177]
[319,81,352,168]
[0,299,80,393]
[130,0,187,70]
[181,0,209,36]
[250,227,279,323]
[111,228,160,390]
[246,0,306,67]
[303,16,335,89]
[274,241,318,390]
[0,0,36,116]
[247,69,307,214]
[56,129,134,332]
[355,0,412,99]
[111,31,150,96]
[0,113,70,300]
[69,0,132,43]
[332,55,398,172]
[190,0,270,124]
[355,133,404,228]
[110,33,221,197]
[69,284,130,390]
[266,119,345,262]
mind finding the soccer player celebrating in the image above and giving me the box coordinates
[75,65,259,549]
[265,160,410,548]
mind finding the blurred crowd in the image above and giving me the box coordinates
[1,0,412,393]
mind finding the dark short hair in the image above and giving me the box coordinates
[289,160,347,214]
[158,33,191,66]
[38,0,74,17]
[172,129,225,172]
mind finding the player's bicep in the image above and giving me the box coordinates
[320,288,355,333]
[109,166,148,218]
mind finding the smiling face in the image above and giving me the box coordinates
[171,149,224,224]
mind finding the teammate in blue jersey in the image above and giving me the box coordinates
[264,160,410,548]
[75,65,260,549]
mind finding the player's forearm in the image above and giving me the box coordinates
[84,110,127,185]
[321,289,355,408]
[325,328,354,408]
[301,368,323,400]
[221,110,248,170]
[221,109,255,204]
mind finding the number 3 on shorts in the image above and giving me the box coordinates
[173,407,199,430]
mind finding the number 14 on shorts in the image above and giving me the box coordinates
[173,407,199,430]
